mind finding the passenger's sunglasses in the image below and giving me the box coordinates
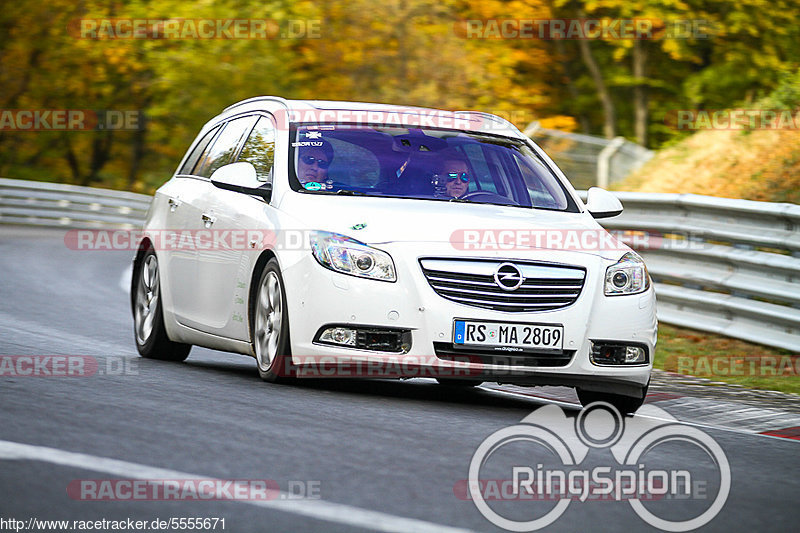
[301,155,330,169]
[447,172,469,183]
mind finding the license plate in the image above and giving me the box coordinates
[453,320,564,351]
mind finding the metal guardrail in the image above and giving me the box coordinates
[581,191,800,352]
[1,178,798,352]
[0,178,151,229]
[524,122,654,190]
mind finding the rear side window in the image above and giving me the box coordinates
[178,125,221,175]
[194,115,258,178]
[237,116,277,182]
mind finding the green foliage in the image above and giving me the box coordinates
[1,0,798,190]
[760,70,800,110]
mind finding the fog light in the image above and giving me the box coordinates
[625,346,646,364]
[315,325,412,352]
[319,327,357,346]
[590,342,648,365]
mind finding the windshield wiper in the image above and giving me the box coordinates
[335,189,366,196]
[449,197,471,203]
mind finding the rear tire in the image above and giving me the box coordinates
[252,259,293,382]
[577,384,648,415]
[133,248,191,361]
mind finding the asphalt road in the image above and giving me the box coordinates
[1,226,798,533]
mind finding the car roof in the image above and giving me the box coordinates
[216,96,525,139]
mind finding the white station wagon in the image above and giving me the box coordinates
[131,97,656,413]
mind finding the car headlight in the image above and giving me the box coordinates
[604,252,649,296]
[309,231,396,282]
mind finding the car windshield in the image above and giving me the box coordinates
[289,124,576,211]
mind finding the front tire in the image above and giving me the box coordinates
[252,259,293,382]
[133,249,191,361]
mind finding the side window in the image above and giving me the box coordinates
[462,144,497,194]
[517,151,569,210]
[237,116,276,182]
[195,115,258,178]
[178,126,221,175]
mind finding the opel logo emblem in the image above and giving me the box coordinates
[494,263,524,291]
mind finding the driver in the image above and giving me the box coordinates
[297,140,334,186]
[440,157,470,198]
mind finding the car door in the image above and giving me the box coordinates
[161,124,222,324]
[191,114,278,339]
[178,114,259,332]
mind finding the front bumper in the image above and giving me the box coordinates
[279,244,656,396]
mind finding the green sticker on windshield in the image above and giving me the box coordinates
[351,223,367,230]
[303,182,322,191]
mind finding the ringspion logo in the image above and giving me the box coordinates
[465,403,730,531]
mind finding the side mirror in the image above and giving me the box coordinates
[210,162,271,200]
[585,187,623,219]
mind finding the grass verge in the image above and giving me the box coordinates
[654,324,800,395]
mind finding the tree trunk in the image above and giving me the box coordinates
[128,119,146,188]
[85,129,114,185]
[0,47,42,160]
[577,37,616,139]
[63,135,81,183]
[633,40,649,146]
[554,40,591,133]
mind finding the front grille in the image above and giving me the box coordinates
[433,342,574,368]
[420,258,585,312]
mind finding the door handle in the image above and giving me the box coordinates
[201,213,216,228]
[168,198,181,212]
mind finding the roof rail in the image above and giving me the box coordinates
[222,96,291,113]
[453,110,517,130]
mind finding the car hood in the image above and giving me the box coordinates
[278,194,628,259]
